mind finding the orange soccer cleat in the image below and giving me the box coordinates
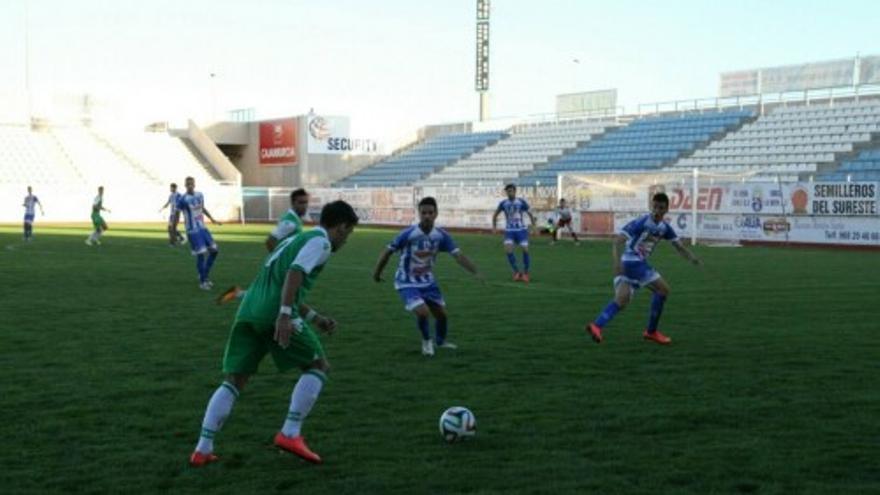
[189,451,219,467]
[512,272,522,282]
[274,432,323,464]
[215,285,242,305]
[587,323,603,344]
[643,330,672,345]
[521,273,530,283]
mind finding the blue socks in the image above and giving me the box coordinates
[205,251,218,276]
[435,318,448,345]
[647,293,667,333]
[523,252,530,272]
[594,301,621,328]
[416,316,430,340]
[506,252,518,272]
[196,255,207,282]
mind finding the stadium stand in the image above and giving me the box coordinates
[0,124,83,185]
[675,102,880,175]
[821,148,880,181]
[333,130,507,187]
[97,130,222,185]
[518,109,754,185]
[417,119,614,186]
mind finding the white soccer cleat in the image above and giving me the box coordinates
[199,282,212,291]
[437,342,458,350]
[84,239,92,246]
[421,339,435,357]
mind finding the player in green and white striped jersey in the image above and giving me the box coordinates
[189,200,358,467]
[217,189,310,304]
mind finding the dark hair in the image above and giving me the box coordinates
[504,183,516,192]
[185,176,194,182]
[291,188,308,202]
[652,192,670,206]
[418,196,437,210]
[170,183,177,188]
[319,200,359,228]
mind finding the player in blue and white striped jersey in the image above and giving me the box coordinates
[586,192,701,345]
[22,186,44,241]
[492,184,537,282]
[159,183,185,246]
[373,197,483,356]
[176,176,222,290]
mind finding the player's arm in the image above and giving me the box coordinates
[36,198,44,215]
[451,251,485,283]
[527,211,538,231]
[159,198,170,212]
[491,209,501,232]
[296,302,337,335]
[275,270,306,348]
[672,240,702,266]
[203,208,222,226]
[372,248,394,282]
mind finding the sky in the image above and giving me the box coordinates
[0,0,877,145]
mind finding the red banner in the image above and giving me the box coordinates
[259,119,297,165]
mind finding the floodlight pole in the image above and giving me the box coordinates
[475,0,490,122]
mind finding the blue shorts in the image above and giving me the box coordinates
[503,229,529,246]
[187,228,217,255]
[397,284,446,311]
[24,213,35,224]
[614,260,661,290]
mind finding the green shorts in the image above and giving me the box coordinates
[91,213,105,229]
[222,320,326,374]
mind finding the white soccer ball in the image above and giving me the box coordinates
[439,406,476,443]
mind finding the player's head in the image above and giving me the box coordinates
[170,183,177,192]
[504,183,516,199]
[98,186,104,195]
[417,197,438,230]
[319,200,359,252]
[185,176,195,193]
[27,185,32,194]
[651,192,670,221]
[559,198,567,207]
[290,188,309,217]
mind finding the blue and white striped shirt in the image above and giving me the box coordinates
[388,225,459,289]
[620,214,679,262]
[176,191,208,232]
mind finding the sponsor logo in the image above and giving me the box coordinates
[309,116,332,141]
[676,213,687,230]
[735,215,761,229]
[762,217,790,234]
[669,187,723,211]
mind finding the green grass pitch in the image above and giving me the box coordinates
[1,223,877,494]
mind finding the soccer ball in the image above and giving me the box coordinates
[439,406,476,443]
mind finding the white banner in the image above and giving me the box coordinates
[306,114,379,155]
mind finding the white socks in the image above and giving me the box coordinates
[195,381,239,454]
[281,370,326,437]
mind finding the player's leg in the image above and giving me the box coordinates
[203,230,219,285]
[399,288,434,355]
[166,220,176,246]
[191,321,266,466]
[428,302,455,349]
[643,277,672,344]
[587,274,635,343]
[567,223,580,244]
[272,328,329,464]
[503,233,520,279]
[519,233,531,282]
